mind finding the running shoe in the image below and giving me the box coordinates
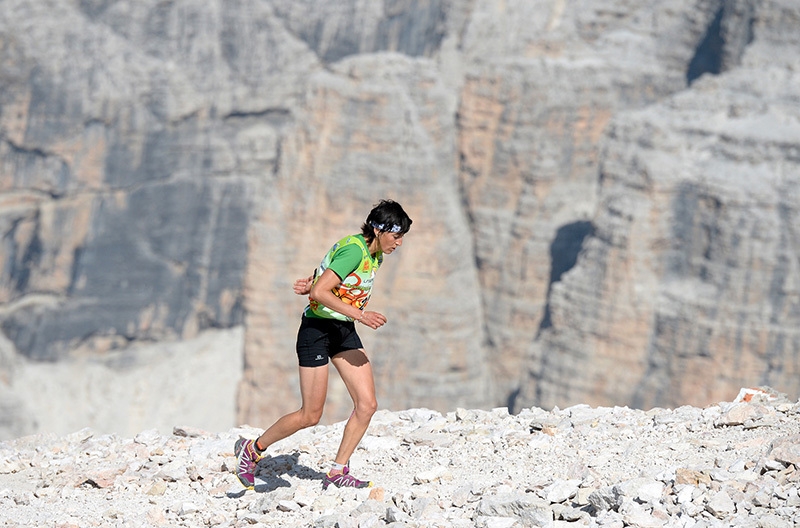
[234,437,263,489]
[322,466,373,490]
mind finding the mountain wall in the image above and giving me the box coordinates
[0,0,798,439]
[516,0,800,411]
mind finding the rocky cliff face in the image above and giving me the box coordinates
[515,0,800,411]
[0,0,798,440]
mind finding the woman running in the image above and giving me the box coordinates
[235,199,412,489]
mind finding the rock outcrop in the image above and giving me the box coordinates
[0,0,799,439]
[516,0,800,412]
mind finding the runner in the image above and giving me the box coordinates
[235,199,412,489]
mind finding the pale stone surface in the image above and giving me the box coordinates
[1,393,796,527]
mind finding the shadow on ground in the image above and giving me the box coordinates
[227,452,326,497]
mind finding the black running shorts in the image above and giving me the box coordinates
[296,316,364,367]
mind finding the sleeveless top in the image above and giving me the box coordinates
[304,234,382,321]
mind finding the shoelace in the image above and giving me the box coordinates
[236,440,261,471]
[323,469,371,489]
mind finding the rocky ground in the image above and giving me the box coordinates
[1,387,799,528]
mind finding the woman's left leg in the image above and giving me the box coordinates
[330,348,378,465]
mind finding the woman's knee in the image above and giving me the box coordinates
[299,407,324,428]
[357,398,378,418]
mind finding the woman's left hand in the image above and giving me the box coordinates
[357,310,387,329]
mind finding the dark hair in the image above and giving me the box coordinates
[361,199,413,243]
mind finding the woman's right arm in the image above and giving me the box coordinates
[309,268,387,329]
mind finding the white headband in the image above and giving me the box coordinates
[370,221,402,233]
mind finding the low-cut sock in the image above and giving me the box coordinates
[329,462,346,475]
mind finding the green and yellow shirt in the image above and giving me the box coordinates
[304,234,382,321]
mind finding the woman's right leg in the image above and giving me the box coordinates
[235,365,329,489]
[256,364,330,450]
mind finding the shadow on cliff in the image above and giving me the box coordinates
[537,221,595,335]
[506,221,595,412]
[686,1,756,86]
[226,452,326,496]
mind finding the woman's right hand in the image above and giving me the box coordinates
[293,276,313,295]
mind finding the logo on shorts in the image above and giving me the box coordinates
[315,355,324,361]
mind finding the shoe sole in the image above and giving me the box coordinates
[234,437,245,457]
[322,478,373,490]
[236,475,255,490]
